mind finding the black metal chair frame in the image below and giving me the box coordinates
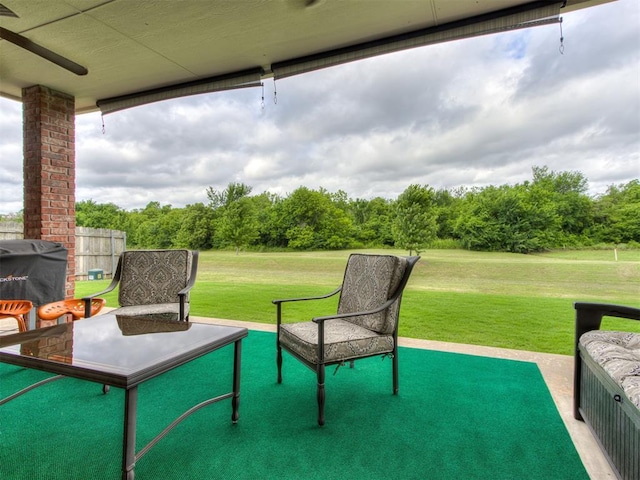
[273,255,420,425]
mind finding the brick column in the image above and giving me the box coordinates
[22,85,76,305]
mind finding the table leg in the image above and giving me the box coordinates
[122,386,138,480]
[231,339,242,423]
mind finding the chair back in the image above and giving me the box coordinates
[117,250,194,307]
[337,254,414,334]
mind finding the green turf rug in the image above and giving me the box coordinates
[0,330,587,480]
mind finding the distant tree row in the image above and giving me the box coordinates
[17,166,637,254]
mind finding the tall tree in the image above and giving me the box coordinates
[349,197,393,247]
[206,182,252,210]
[127,202,177,248]
[531,166,593,243]
[216,197,260,254]
[250,192,281,247]
[174,203,215,250]
[76,200,127,230]
[591,180,640,244]
[392,184,437,255]
[433,187,466,241]
[207,182,255,250]
[454,184,559,253]
[276,187,354,250]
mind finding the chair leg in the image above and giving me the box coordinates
[393,349,399,395]
[317,364,325,426]
[16,315,27,333]
[277,343,283,384]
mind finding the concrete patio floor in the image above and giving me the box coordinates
[193,315,616,480]
[0,313,616,479]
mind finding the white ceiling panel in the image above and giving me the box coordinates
[0,0,614,113]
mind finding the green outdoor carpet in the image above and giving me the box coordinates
[0,330,587,480]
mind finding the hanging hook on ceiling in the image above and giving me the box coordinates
[273,79,278,105]
[261,82,265,110]
[558,17,564,55]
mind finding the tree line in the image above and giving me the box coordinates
[53,166,640,254]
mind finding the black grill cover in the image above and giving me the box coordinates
[0,239,67,306]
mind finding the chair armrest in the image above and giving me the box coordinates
[574,302,640,340]
[81,280,118,318]
[574,302,640,320]
[273,287,342,327]
[272,287,342,306]
[311,295,406,365]
[81,258,123,317]
[178,250,199,295]
[311,295,398,324]
[81,282,117,301]
[176,251,199,321]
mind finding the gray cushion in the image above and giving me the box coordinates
[580,330,640,409]
[338,254,407,334]
[280,319,394,365]
[109,303,189,317]
[118,250,192,307]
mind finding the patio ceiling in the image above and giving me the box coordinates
[0,0,613,114]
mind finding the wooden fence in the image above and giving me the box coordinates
[0,222,126,280]
[0,222,22,240]
[75,227,126,280]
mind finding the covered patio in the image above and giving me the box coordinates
[0,0,620,478]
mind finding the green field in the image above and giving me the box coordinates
[75,249,640,356]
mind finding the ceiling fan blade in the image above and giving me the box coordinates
[0,3,18,17]
[0,26,88,76]
[286,0,324,10]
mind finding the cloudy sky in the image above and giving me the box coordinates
[1,0,638,215]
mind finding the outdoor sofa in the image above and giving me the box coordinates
[573,302,640,480]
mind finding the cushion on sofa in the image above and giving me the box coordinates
[580,330,640,409]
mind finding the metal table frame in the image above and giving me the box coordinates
[0,314,248,480]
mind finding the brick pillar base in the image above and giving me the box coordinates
[22,85,76,316]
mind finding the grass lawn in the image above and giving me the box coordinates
[75,248,640,356]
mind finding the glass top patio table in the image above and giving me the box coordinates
[0,313,247,388]
[0,313,248,480]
